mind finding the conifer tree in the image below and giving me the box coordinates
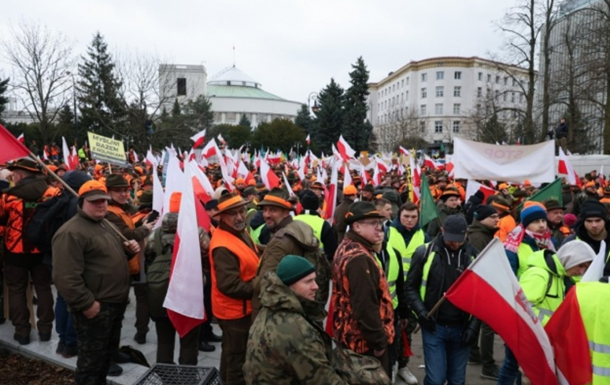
[342,57,371,152]
[0,77,9,125]
[313,79,344,154]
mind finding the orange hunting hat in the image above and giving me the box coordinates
[169,192,182,213]
[343,185,358,196]
[78,180,110,201]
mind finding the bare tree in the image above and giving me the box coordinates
[2,20,75,144]
[375,105,427,152]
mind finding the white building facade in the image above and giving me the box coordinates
[368,56,529,151]
[159,64,301,126]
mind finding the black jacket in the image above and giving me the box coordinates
[405,234,480,331]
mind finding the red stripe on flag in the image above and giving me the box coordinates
[0,124,31,164]
[445,270,557,385]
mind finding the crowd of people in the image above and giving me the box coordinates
[0,142,609,385]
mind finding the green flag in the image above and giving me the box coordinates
[419,176,440,228]
[517,178,563,212]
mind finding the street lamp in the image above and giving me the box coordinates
[66,71,78,144]
[294,141,302,157]
[307,92,320,114]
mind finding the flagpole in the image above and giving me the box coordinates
[28,153,129,242]
[412,295,448,334]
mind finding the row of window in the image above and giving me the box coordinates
[418,120,461,133]
[421,86,462,99]
[421,71,462,82]
[419,103,462,115]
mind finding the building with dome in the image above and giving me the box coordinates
[159,64,302,126]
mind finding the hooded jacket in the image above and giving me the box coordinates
[426,204,464,238]
[244,272,347,385]
[563,217,610,276]
[467,219,498,253]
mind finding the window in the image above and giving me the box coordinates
[454,71,462,80]
[436,86,444,97]
[453,104,461,114]
[477,87,482,97]
[454,86,461,97]
[406,77,410,85]
[520,94,524,103]
[177,78,187,96]
[436,71,444,80]
[503,93,507,102]
[513,78,517,87]
[421,73,428,82]
[434,121,443,133]
[452,121,461,133]
[392,85,395,92]
[496,75,500,84]
[511,92,515,103]
[435,103,443,114]
[487,74,492,82]
[504,77,508,86]
[420,121,426,133]
[421,88,427,98]
[420,105,427,115]
[478,72,483,81]
[405,91,409,101]
[495,90,499,99]
[401,79,404,87]
[401,93,404,103]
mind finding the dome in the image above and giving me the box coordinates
[208,66,261,88]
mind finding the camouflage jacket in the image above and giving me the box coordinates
[244,272,347,385]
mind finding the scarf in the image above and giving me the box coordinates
[504,224,555,254]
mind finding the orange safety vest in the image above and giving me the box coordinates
[1,186,58,254]
[209,227,259,320]
[107,205,140,275]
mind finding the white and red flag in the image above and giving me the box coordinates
[217,133,226,146]
[399,146,410,158]
[306,134,311,146]
[190,129,206,149]
[444,238,557,385]
[17,133,25,144]
[0,124,31,164]
[324,157,339,223]
[164,163,205,337]
[464,180,496,204]
[61,137,78,170]
[599,165,605,187]
[557,147,581,187]
[260,157,280,190]
[423,154,440,170]
[343,165,352,187]
[544,286,594,385]
[336,135,355,162]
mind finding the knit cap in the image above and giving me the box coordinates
[474,205,497,221]
[556,240,595,270]
[520,201,547,228]
[276,255,315,286]
[300,190,319,212]
[578,200,607,221]
[563,213,577,228]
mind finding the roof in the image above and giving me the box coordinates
[208,66,261,87]
[207,85,285,100]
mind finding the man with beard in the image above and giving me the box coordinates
[544,199,570,248]
[572,181,600,217]
[209,192,260,385]
[427,187,464,238]
[562,200,610,276]
[466,205,500,379]
[252,188,327,319]
[361,184,375,202]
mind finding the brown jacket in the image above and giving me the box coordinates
[333,197,354,243]
[252,218,320,319]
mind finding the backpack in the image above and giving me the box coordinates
[146,228,173,319]
[24,194,72,255]
[332,341,391,385]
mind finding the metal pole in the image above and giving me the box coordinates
[71,73,78,144]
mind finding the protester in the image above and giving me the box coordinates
[294,189,338,260]
[332,201,395,376]
[426,187,463,238]
[209,192,260,385]
[52,180,140,384]
[543,199,570,248]
[333,185,358,243]
[406,215,480,385]
[244,255,347,384]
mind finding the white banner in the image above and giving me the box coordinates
[452,138,555,184]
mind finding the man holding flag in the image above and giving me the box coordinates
[405,215,480,385]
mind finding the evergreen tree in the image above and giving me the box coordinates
[295,104,313,135]
[77,32,125,137]
[58,104,74,128]
[251,119,306,154]
[342,57,371,152]
[238,114,251,129]
[0,77,9,125]
[172,98,181,116]
[313,79,344,154]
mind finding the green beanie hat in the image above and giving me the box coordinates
[276,255,315,286]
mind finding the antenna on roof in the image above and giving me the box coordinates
[233,45,236,67]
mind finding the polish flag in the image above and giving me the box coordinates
[465,180,497,203]
[17,133,25,144]
[599,165,605,187]
[0,124,31,164]
[217,133,226,146]
[409,153,421,201]
[423,154,440,170]
[201,138,221,160]
[360,163,368,186]
[343,165,352,187]
[146,150,157,168]
[306,134,311,146]
[544,285,594,385]
[237,160,255,185]
[372,162,382,186]
[445,238,557,385]
[260,157,280,190]
[399,146,410,157]
[376,157,389,173]
[164,163,205,337]
[69,146,79,170]
[190,129,206,149]
[336,135,355,162]
[557,147,581,186]
[324,157,339,223]
[151,166,165,230]
[61,137,76,171]
[281,172,295,196]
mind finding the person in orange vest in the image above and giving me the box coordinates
[209,192,260,385]
[50,143,60,161]
[490,197,516,243]
[104,174,157,345]
[0,158,58,345]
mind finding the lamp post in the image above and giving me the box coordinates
[307,92,320,115]
[294,141,302,157]
[67,71,78,144]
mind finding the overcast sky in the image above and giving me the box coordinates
[1,0,521,106]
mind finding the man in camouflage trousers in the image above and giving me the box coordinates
[53,181,140,385]
[244,255,347,384]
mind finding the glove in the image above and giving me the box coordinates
[461,327,477,346]
[418,311,436,333]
